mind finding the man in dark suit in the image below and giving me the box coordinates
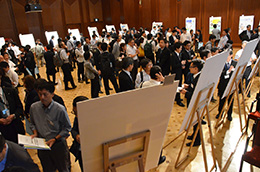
[0,70,25,144]
[119,57,135,92]
[216,51,237,121]
[156,39,171,76]
[239,25,253,41]
[0,134,40,171]
[181,40,195,83]
[170,42,185,107]
[44,45,57,85]
[180,59,204,146]
[49,36,54,49]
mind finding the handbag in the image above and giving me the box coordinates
[138,46,145,57]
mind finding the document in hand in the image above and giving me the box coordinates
[18,134,51,150]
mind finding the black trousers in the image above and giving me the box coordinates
[77,62,84,81]
[103,74,119,95]
[91,76,100,98]
[174,71,183,103]
[218,93,234,117]
[61,63,76,89]
[38,139,71,172]
[47,74,56,83]
[131,60,139,82]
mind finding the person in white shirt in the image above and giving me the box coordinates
[166,28,172,42]
[3,53,16,71]
[180,27,192,43]
[234,41,257,97]
[151,26,157,37]
[0,61,19,88]
[75,41,85,83]
[218,29,229,49]
[135,58,153,88]
[141,65,164,88]
[144,28,150,36]
[126,38,139,81]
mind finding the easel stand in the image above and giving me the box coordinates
[103,130,150,172]
[215,64,248,132]
[244,59,260,97]
[175,83,217,172]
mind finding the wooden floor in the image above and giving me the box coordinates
[17,52,260,172]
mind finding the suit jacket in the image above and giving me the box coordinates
[181,49,192,75]
[70,117,81,161]
[5,140,40,171]
[119,70,135,92]
[185,73,200,107]
[84,61,98,80]
[239,30,253,41]
[218,60,237,97]
[171,51,182,85]
[24,51,36,70]
[92,48,101,70]
[156,47,171,76]
[44,50,56,75]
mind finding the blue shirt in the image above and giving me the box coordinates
[0,143,8,172]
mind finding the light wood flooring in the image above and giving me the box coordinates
[17,52,260,172]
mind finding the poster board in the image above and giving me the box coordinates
[209,16,221,34]
[248,56,260,79]
[105,25,116,33]
[152,22,163,29]
[185,17,196,33]
[222,39,259,99]
[45,31,59,47]
[68,29,81,41]
[120,23,129,31]
[78,81,179,172]
[87,27,99,39]
[239,15,254,34]
[0,37,5,48]
[19,34,36,48]
[179,51,229,133]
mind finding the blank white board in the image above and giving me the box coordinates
[45,31,59,47]
[0,37,5,47]
[222,39,259,99]
[68,29,81,41]
[77,81,179,172]
[19,34,36,48]
[87,27,99,39]
[179,51,229,133]
[120,23,129,31]
[105,25,116,33]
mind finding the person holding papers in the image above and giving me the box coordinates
[0,134,40,171]
[30,82,71,172]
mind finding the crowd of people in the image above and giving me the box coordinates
[0,23,259,171]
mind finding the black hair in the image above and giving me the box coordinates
[172,30,178,33]
[211,47,219,53]
[191,59,204,71]
[37,81,55,94]
[46,44,51,50]
[147,34,153,40]
[181,27,187,31]
[197,30,201,34]
[73,96,88,107]
[150,65,162,79]
[101,43,108,51]
[200,49,211,59]
[209,34,216,41]
[51,35,54,39]
[34,78,48,90]
[0,134,6,153]
[83,44,89,52]
[183,40,191,46]
[122,57,134,70]
[120,43,126,51]
[173,42,182,50]
[247,25,251,28]
[66,36,70,40]
[224,29,229,34]
[76,41,81,47]
[213,24,217,29]
[0,61,9,69]
[97,42,102,47]
[159,39,167,44]
[3,166,29,172]
[84,52,91,61]
[140,58,151,69]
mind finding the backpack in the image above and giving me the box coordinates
[144,41,153,57]
[53,51,63,67]
[101,53,113,75]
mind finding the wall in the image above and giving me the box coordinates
[0,0,260,46]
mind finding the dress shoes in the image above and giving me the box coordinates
[65,87,73,90]
[158,155,166,165]
[177,101,185,107]
[227,116,232,121]
[109,87,113,90]
[99,91,104,94]
[201,120,207,125]
[187,135,193,140]
[72,86,77,89]
[186,141,201,147]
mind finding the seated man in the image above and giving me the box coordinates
[180,59,204,146]
[0,134,40,171]
[141,65,165,88]
[119,57,135,92]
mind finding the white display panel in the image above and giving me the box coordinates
[120,23,129,31]
[105,25,116,33]
[45,31,59,46]
[78,82,179,172]
[248,56,260,80]
[87,27,99,39]
[0,37,5,48]
[152,22,163,29]
[179,51,229,133]
[19,34,36,48]
[186,17,196,33]
[209,16,221,34]
[68,29,81,41]
[239,15,254,34]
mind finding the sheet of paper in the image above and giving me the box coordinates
[18,134,50,150]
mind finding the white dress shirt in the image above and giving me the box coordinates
[6,69,19,87]
[126,45,138,60]
[141,79,161,88]
[135,70,151,88]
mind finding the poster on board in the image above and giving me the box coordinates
[120,23,129,31]
[68,29,81,41]
[209,16,221,34]
[45,31,59,47]
[239,15,254,34]
[0,37,5,48]
[87,27,99,39]
[152,22,163,29]
[105,25,116,33]
[186,17,196,32]
[78,82,178,172]
[19,34,36,48]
